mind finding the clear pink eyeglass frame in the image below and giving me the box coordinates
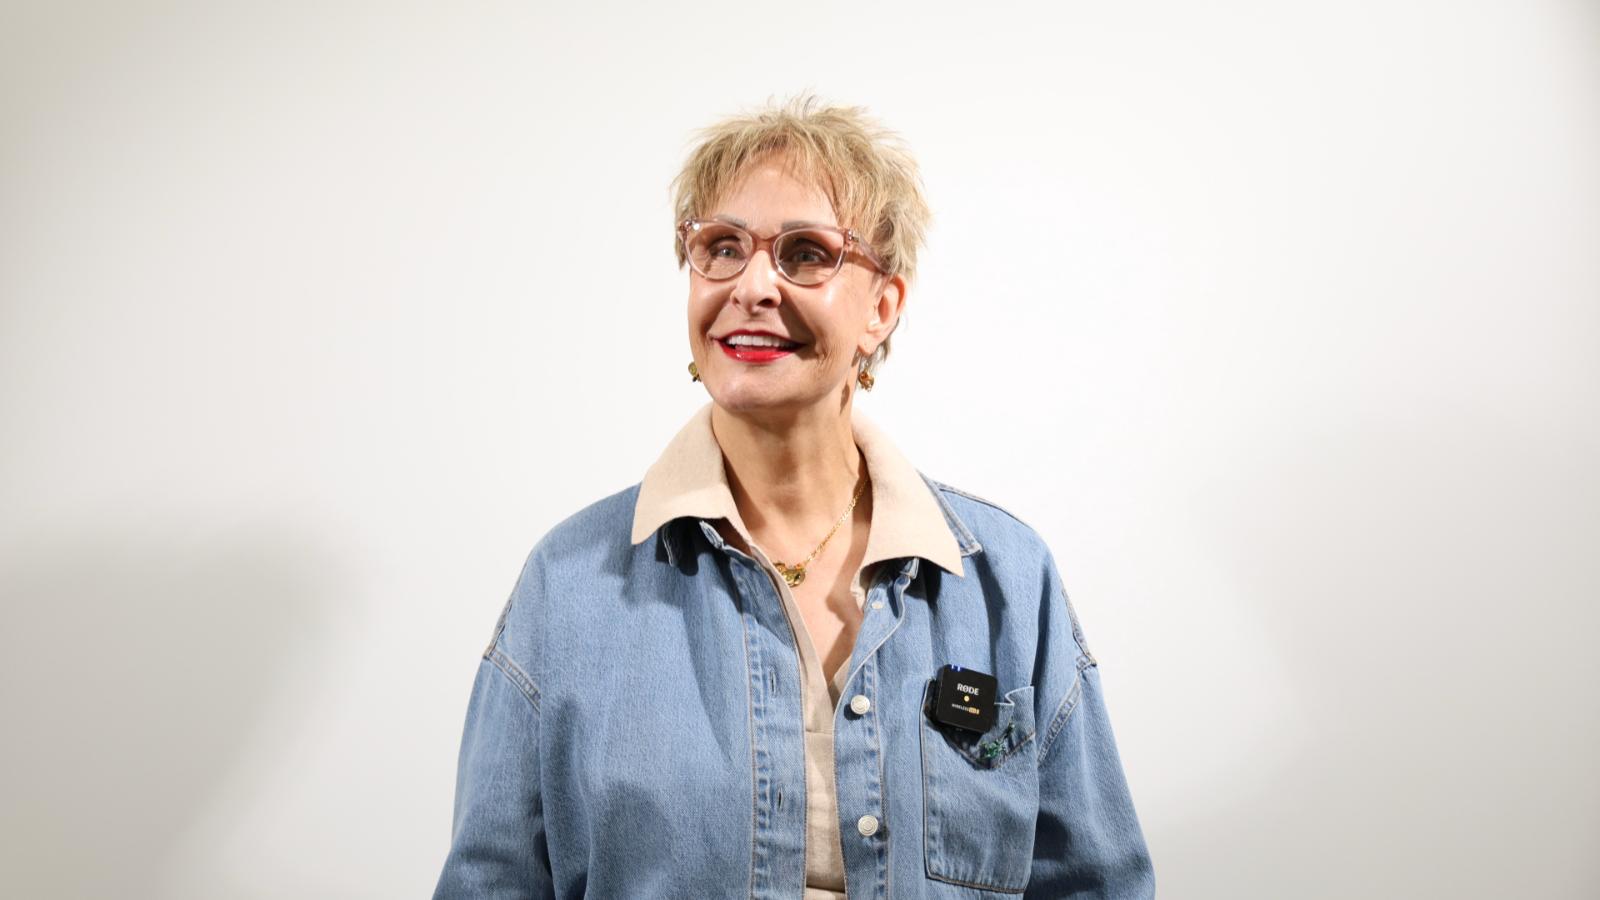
[677,217,890,286]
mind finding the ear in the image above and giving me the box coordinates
[858,272,908,358]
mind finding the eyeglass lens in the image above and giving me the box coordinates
[684,222,847,285]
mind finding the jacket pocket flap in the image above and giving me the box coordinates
[934,684,1037,768]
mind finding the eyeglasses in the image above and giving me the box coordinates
[678,218,888,287]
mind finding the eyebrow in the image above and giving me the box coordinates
[711,214,837,231]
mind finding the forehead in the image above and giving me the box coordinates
[708,158,840,231]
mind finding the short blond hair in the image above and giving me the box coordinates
[669,93,932,377]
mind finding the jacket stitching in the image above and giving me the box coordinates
[1037,666,1085,764]
[484,593,514,658]
[925,871,1027,895]
[1061,586,1097,666]
[485,644,541,713]
[736,564,759,900]
[917,473,984,556]
[925,478,1035,533]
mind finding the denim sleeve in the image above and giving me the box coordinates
[433,619,554,897]
[1026,556,1156,899]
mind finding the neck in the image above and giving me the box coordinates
[711,398,870,558]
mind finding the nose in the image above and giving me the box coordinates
[730,246,783,310]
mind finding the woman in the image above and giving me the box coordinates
[434,95,1155,899]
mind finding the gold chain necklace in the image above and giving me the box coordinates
[771,469,868,587]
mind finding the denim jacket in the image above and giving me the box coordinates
[434,411,1155,899]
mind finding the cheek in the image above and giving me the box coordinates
[686,286,718,328]
[811,288,868,357]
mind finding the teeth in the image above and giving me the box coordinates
[724,334,797,348]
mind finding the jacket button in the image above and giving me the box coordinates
[849,694,872,716]
[856,814,880,837]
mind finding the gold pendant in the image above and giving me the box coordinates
[774,562,806,587]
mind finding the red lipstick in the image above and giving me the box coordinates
[715,329,802,364]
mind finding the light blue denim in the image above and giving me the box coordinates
[434,475,1155,898]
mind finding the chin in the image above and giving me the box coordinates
[710,385,790,412]
[708,380,819,415]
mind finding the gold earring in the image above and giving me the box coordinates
[857,368,875,391]
[688,361,700,382]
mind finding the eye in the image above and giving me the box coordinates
[708,239,746,259]
[783,239,832,265]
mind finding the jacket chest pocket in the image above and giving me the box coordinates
[919,681,1040,894]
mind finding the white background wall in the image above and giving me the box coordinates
[2,1,1596,897]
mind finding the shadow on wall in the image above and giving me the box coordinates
[0,527,338,900]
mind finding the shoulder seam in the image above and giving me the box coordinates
[1061,585,1097,667]
[1036,652,1099,763]
[926,478,1039,534]
[928,480,1049,544]
[484,643,542,712]
[484,592,515,657]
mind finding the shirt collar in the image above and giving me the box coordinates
[630,402,968,578]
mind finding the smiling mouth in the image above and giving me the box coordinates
[716,338,803,362]
[717,337,804,350]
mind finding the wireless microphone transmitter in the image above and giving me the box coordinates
[930,664,998,733]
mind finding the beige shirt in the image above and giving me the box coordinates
[629,402,965,898]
